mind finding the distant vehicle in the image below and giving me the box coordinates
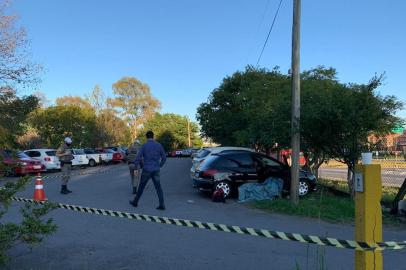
[24,149,61,171]
[279,149,306,166]
[190,148,200,158]
[104,148,124,163]
[71,149,90,167]
[0,149,45,176]
[190,147,255,175]
[192,151,317,198]
[84,148,113,167]
[94,148,113,164]
[181,148,198,157]
[181,148,192,157]
[105,146,127,161]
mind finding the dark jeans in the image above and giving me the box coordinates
[133,170,164,207]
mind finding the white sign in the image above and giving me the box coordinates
[355,173,363,192]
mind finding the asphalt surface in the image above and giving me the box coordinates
[2,159,406,270]
[319,167,406,187]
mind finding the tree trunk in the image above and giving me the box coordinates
[309,155,324,179]
[347,165,355,199]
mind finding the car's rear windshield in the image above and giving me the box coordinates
[198,155,218,170]
[45,151,56,156]
[73,149,85,155]
[197,149,210,158]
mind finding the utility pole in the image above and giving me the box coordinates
[290,0,301,205]
[187,117,191,147]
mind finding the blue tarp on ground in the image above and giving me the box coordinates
[238,177,284,202]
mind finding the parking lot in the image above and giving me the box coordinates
[3,159,406,270]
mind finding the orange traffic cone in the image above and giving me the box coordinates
[33,173,47,201]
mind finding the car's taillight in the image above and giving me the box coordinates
[201,169,218,178]
[44,157,51,162]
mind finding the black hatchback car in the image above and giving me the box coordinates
[192,151,317,198]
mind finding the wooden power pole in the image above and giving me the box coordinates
[187,117,191,147]
[290,0,301,205]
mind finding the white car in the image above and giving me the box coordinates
[84,148,113,166]
[72,149,90,167]
[24,149,61,171]
[190,147,255,176]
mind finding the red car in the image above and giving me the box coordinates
[0,150,46,176]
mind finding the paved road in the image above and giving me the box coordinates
[3,159,406,270]
[319,167,406,187]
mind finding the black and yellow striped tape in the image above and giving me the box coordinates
[40,166,123,180]
[11,197,406,252]
[0,165,125,182]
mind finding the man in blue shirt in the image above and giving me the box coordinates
[129,130,167,210]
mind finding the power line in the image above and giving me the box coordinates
[256,0,284,67]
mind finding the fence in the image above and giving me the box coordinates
[318,159,406,192]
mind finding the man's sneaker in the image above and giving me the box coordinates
[129,200,138,207]
[156,206,165,210]
[61,189,70,194]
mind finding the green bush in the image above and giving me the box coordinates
[0,172,57,265]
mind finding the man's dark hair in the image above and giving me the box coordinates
[146,130,154,139]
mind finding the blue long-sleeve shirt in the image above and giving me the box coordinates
[134,140,167,172]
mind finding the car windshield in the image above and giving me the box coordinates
[197,149,210,158]
[73,149,85,155]
[45,151,56,156]
[17,152,30,159]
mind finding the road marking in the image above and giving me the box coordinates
[10,196,406,252]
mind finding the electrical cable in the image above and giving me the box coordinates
[256,0,284,67]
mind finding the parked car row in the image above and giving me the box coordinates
[0,146,128,176]
[167,148,200,157]
[190,147,317,198]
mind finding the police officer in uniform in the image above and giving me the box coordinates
[56,137,74,194]
[128,139,142,194]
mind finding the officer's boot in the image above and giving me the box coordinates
[65,185,72,193]
[61,185,72,194]
[60,185,68,194]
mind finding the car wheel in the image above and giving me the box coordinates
[214,181,232,198]
[298,180,310,197]
[89,159,96,167]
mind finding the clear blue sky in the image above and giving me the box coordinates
[11,0,406,120]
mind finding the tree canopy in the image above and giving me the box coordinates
[108,77,161,140]
[139,113,203,151]
[197,66,404,193]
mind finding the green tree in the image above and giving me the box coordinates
[322,75,403,195]
[0,3,56,265]
[0,174,57,265]
[96,108,132,147]
[30,105,97,148]
[56,95,93,110]
[197,66,290,150]
[108,77,161,140]
[197,66,403,196]
[0,87,39,148]
[139,113,202,151]
[86,85,132,147]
